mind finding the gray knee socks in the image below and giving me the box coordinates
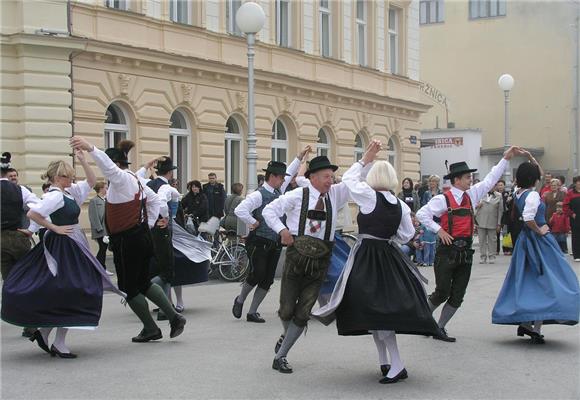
[237,282,255,304]
[275,321,304,359]
[248,288,268,314]
[438,303,458,328]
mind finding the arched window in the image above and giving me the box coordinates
[317,128,330,157]
[386,137,397,167]
[225,117,242,194]
[354,133,365,162]
[104,103,129,149]
[169,110,191,193]
[271,119,288,163]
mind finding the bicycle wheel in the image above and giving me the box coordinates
[341,233,358,248]
[218,244,249,282]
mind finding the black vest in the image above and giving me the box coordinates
[147,177,166,194]
[357,192,402,239]
[1,180,23,231]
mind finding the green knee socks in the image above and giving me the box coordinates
[145,283,178,320]
[127,295,158,332]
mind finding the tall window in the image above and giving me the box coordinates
[388,7,399,74]
[420,0,445,24]
[276,0,291,47]
[106,0,128,10]
[386,138,397,167]
[319,0,331,57]
[356,0,367,66]
[170,0,190,24]
[354,133,365,162]
[317,129,330,157]
[169,110,190,193]
[227,0,242,36]
[469,0,506,19]
[271,119,288,163]
[104,103,129,149]
[225,117,242,194]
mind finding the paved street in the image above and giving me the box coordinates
[2,247,579,400]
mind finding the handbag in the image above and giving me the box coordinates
[292,235,332,259]
[502,233,513,249]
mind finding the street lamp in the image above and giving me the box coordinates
[237,2,266,193]
[498,73,515,188]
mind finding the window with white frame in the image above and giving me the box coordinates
[104,103,129,149]
[354,133,365,162]
[319,0,331,57]
[276,0,291,47]
[106,0,128,10]
[356,0,367,66]
[225,117,242,194]
[170,110,191,193]
[469,0,506,19]
[226,0,243,36]
[420,0,445,24]
[271,119,288,164]
[386,137,397,167]
[170,0,190,25]
[317,128,330,157]
[388,7,399,74]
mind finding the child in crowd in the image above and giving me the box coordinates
[549,202,571,254]
[401,213,422,260]
[416,224,437,266]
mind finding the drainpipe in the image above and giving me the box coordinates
[574,4,580,179]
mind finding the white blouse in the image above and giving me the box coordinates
[29,181,91,219]
[515,188,541,222]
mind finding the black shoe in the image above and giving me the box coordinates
[22,327,35,338]
[247,313,265,323]
[379,368,408,384]
[157,311,168,321]
[433,328,456,342]
[531,335,546,344]
[232,297,243,319]
[517,325,535,338]
[170,314,186,338]
[50,345,78,359]
[275,335,285,354]
[272,357,293,373]
[131,328,163,343]
[29,330,51,354]
[380,364,391,376]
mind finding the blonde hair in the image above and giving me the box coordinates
[429,175,441,183]
[550,178,560,185]
[366,160,398,191]
[41,160,75,183]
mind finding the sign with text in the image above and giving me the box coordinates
[421,137,463,148]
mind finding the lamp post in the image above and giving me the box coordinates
[498,73,515,188]
[236,2,265,193]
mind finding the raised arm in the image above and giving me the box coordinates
[281,145,312,193]
[70,136,127,186]
[342,140,381,214]
[75,149,96,188]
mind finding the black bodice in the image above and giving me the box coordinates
[357,192,402,239]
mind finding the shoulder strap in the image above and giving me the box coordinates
[444,191,453,235]
[298,187,309,236]
[323,195,333,241]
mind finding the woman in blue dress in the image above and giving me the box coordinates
[492,159,580,343]
[1,150,124,358]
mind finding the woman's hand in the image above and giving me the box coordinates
[52,225,74,235]
[539,225,550,236]
[75,149,86,164]
[70,136,94,152]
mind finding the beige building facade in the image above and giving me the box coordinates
[419,0,580,181]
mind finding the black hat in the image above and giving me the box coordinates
[1,152,12,171]
[155,156,178,174]
[443,161,478,180]
[105,140,134,165]
[262,161,289,176]
[305,155,338,178]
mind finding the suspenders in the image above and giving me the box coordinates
[298,187,333,241]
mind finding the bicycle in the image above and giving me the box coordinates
[207,229,250,282]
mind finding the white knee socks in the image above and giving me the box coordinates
[382,331,404,378]
[174,286,184,308]
[52,328,70,353]
[372,331,389,367]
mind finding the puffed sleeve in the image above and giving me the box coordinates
[67,180,92,206]
[29,191,64,218]
[522,191,541,222]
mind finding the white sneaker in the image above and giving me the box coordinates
[106,270,114,276]
[574,259,580,262]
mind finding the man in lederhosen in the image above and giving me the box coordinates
[417,146,521,342]
[232,146,310,323]
[263,155,351,373]
[71,137,186,343]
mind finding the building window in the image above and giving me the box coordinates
[317,129,330,157]
[225,117,242,194]
[226,0,242,36]
[106,0,128,10]
[356,0,367,66]
[276,0,291,47]
[170,0,190,25]
[388,7,399,74]
[169,110,190,193]
[354,133,365,162]
[104,103,129,149]
[271,119,288,164]
[320,0,331,57]
[420,0,445,24]
[386,137,397,168]
[469,0,506,19]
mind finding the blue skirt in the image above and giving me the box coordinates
[1,233,104,328]
[320,234,352,295]
[492,229,580,325]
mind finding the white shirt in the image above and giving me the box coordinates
[263,180,351,240]
[416,158,508,234]
[0,178,40,209]
[135,170,179,217]
[29,181,91,218]
[234,157,301,225]
[515,188,541,222]
[89,147,162,228]
[341,161,415,244]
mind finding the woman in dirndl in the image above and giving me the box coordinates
[313,140,440,384]
[1,150,124,358]
[492,157,579,343]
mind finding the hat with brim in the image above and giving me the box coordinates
[443,161,477,180]
[304,155,338,178]
[105,148,131,165]
[155,156,178,174]
[262,160,290,176]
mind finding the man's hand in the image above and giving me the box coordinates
[249,221,260,231]
[70,136,94,152]
[280,229,294,246]
[144,156,165,170]
[437,229,454,246]
[17,229,33,238]
[496,225,502,234]
[156,217,169,229]
[298,145,313,161]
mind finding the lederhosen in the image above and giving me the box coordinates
[106,175,154,300]
[429,191,476,309]
[147,178,175,283]
[0,180,31,279]
[278,188,335,327]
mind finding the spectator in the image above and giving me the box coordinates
[416,223,436,267]
[257,174,265,188]
[417,178,429,200]
[550,202,570,254]
[563,176,580,261]
[420,175,441,207]
[442,179,452,193]
[203,172,226,219]
[475,189,503,264]
[557,175,568,193]
[539,171,553,197]
[401,213,421,260]
[397,177,420,212]
[88,181,113,275]
[495,180,508,254]
[222,183,244,232]
[41,182,51,193]
[543,178,566,223]
[182,180,209,231]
